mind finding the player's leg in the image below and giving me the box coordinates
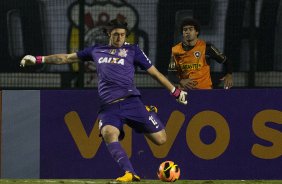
[122,98,167,145]
[100,124,119,143]
[101,125,140,182]
[145,128,167,145]
[144,105,167,145]
[99,104,140,182]
[101,125,135,173]
[144,110,167,145]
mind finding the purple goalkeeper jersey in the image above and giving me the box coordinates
[77,42,152,104]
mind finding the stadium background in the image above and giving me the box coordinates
[0,0,282,180]
[0,0,282,88]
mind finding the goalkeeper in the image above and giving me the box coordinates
[168,18,233,89]
[20,18,187,182]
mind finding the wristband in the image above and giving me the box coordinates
[36,56,45,64]
[171,87,181,98]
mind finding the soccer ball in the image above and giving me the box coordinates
[157,161,180,182]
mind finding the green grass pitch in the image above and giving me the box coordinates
[0,179,282,184]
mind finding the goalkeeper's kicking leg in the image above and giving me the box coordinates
[99,101,166,182]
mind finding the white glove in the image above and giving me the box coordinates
[20,55,36,67]
[177,90,188,105]
[171,87,188,105]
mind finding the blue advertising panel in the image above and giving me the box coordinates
[40,89,282,179]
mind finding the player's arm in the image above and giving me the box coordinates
[168,55,196,90]
[134,44,187,104]
[20,53,81,67]
[44,53,81,64]
[206,43,233,89]
[147,65,187,105]
[206,43,233,73]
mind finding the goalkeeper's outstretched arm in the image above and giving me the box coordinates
[20,53,81,67]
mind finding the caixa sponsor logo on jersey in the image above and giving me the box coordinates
[98,57,125,65]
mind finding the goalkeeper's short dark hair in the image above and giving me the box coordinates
[103,17,129,36]
[180,18,201,36]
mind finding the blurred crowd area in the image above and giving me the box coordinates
[1,0,282,88]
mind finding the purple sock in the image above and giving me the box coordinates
[106,142,136,175]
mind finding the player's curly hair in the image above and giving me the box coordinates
[103,17,129,36]
[180,18,201,36]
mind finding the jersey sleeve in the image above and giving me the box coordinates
[133,45,153,70]
[206,42,233,74]
[206,43,227,63]
[76,46,95,61]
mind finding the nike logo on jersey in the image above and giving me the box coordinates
[98,57,124,65]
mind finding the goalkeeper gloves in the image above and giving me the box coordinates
[171,87,188,105]
[20,55,44,67]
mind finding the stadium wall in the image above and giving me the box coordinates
[0,89,281,179]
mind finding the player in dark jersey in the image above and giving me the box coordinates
[20,18,187,182]
[168,18,233,89]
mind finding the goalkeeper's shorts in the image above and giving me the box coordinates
[98,96,164,140]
